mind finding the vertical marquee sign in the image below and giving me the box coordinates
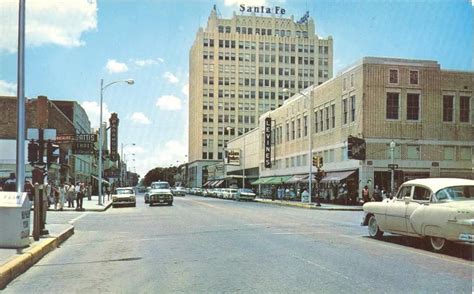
[264,117,272,168]
[109,113,119,161]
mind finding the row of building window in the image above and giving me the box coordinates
[386,93,470,122]
[389,69,419,85]
[203,51,323,66]
[217,25,312,38]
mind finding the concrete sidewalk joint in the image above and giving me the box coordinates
[0,225,74,290]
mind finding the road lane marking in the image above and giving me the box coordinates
[68,212,89,224]
[339,234,473,266]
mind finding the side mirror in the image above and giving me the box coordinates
[404,196,411,205]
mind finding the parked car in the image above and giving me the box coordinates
[361,178,474,252]
[236,188,256,201]
[149,181,173,206]
[172,186,186,196]
[144,186,151,203]
[222,188,238,200]
[112,187,136,207]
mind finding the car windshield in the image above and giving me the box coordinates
[434,185,474,202]
[116,189,133,194]
[152,183,170,189]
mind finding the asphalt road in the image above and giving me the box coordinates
[5,194,473,293]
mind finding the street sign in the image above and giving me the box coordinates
[55,133,97,144]
[72,142,95,155]
[388,164,399,170]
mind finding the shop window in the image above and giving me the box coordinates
[407,145,421,160]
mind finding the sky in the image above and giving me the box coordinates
[0,0,472,178]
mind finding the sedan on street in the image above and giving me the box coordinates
[361,178,474,252]
[112,187,136,208]
[149,181,173,206]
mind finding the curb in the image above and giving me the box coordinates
[0,225,74,290]
[43,201,113,212]
[254,199,363,211]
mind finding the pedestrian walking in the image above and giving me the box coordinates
[67,182,75,208]
[58,182,67,211]
[87,183,92,200]
[361,185,370,204]
[301,187,309,203]
[76,182,84,210]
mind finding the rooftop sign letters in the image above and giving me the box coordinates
[264,117,272,168]
[240,4,286,15]
[109,113,119,162]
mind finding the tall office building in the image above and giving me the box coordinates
[188,6,333,187]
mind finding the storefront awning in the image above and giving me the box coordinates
[91,175,110,185]
[213,180,224,187]
[203,181,211,187]
[320,170,356,183]
[266,176,292,185]
[285,174,308,184]
[251,177,271,185]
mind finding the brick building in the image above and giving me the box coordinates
[0,95,76,185]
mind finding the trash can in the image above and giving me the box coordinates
[0,192,31,248]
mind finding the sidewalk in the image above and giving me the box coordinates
[0,223,74,289]
[47,195,112,212]
[255,198,363,211]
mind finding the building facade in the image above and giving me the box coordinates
[227,57,473,200]
[52,101,93,184]
[188,6,333,187]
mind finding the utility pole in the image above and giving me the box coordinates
[16,0,26,193]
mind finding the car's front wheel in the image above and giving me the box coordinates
[429,236,447,252]
[368,215,384,239]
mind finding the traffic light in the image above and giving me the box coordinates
[312,156,318,167]
[317,156,323,168]
[46,141,60,164]
[28,140,39,164]
[347,135,366,160]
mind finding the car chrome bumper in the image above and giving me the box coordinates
[458,233,474,243]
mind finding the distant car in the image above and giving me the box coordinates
[144,187,151,203]
[172,186,186,197]
[222,188,238,200]
[362,178,474,252]
[138,186,147,193]
[112,187,136,207]
[236,188,256,201]
[149,181,173,206]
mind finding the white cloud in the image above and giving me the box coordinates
[105,59,128,74]
[131,58,162,67]
[130,112,151,125]
[0,80,16,96]
[80,101,112,129]
[155,95,182,111]
[139,140,187,174]
[0,0,97,54]
[157,58,165,63]
[181,83,189,97]
[163,72,179,84]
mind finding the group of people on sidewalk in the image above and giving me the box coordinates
[45,181,91,211]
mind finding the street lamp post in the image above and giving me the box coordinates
[121,143,135,186]
[284,89,313,204]
[98,79,134,205]
[390,140,396,196]
[224,126,233,187]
